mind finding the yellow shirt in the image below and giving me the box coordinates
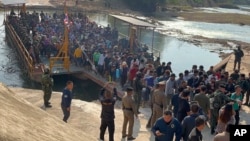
[74,47,82,58]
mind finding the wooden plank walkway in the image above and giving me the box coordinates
[213,53,233,72]
[72,68,125,98]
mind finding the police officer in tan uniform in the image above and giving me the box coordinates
[151,81,166,127]
[122,87,138,140]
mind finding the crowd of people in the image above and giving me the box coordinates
[8,9,152,77]
[99,49,248,141]
[7,9,249,141]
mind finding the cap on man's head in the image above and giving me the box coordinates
[158,81,166,85]
[126,87,133,92]
[219,84,226,89]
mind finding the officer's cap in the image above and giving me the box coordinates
[157,81,166,85]
[126,87,133,92]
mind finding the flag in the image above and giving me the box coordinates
[64,13,72,29]
[64,13,69,25]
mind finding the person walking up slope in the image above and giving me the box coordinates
[61,81,74,123]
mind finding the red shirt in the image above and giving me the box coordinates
[129,68,138,81]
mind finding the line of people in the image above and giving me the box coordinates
[98,59,249,141]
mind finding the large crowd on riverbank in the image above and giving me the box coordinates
[7,9,250,141]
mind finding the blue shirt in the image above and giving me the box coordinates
[152,117,182,141]
[61,88,73,108]
[145,76,154,87]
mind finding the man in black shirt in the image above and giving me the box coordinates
[233,45,244,71]
[99,82,117,141]
[177,89,191,123]
[188,116,205,141]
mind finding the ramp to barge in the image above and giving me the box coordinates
[214,50,250,75]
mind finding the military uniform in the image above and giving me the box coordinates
[41,71,53,107]
[122,87,137,140]
[209,89,230,134]
[151,88,166,127]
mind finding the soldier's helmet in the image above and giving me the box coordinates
[44,68,50,74]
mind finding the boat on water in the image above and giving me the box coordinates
[3,1,159,94]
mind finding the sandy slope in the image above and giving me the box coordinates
[5,88,250,141]
[9,86,153,140]
[8,86,250,141]
[0,83,96,141]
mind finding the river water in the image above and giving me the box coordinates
[0,7,249,101]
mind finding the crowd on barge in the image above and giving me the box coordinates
[7,10,249,141]
[8,9,151,71]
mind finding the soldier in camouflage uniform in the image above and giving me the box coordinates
[41,68,53,108]
[209,84,231,134]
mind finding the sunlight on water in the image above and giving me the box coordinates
[199,7,250,15]
[158,37,222,73]
[159,20,250,43]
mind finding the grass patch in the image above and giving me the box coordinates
[179,12,250,25]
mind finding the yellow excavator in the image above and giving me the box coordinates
[49,2,70,72]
